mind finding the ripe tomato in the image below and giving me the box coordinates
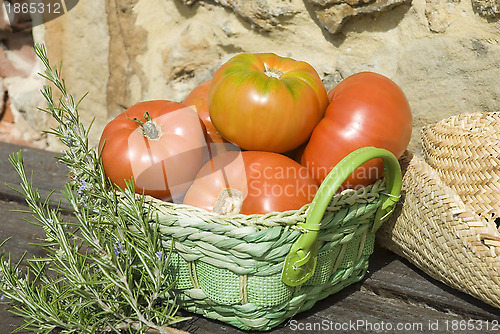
[302,72,412,188]
[183,80,225,145]
[327,87,335,102]
[183,151,318,215]
[208,53,329,153]
[183,80,236,156]
[284,141,307,163]
[99,100,208,202]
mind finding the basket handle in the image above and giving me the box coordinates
[281,147,402,287]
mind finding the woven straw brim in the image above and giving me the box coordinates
[378,151,500,309]
[133,180,388,330]
[422,112,500,221]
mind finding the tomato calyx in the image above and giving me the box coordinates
[262,64,283,79]
[129,112,163,141]
[213,188,243,215]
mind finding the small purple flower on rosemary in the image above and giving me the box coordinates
[77,178,87,195]
[61,131,72,146]
[155,250,163,260]
[0,295,5,302]
[114,241,123,256]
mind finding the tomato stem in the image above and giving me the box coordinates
[128,112,162,140]
[141,120,162,140]
[263,64,283,79]
[213,188,243,215]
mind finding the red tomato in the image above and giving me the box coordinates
[99,100,208,201]
[302,72,412,188]
[327,87,335,102]
[183,80,237,156]
[284,141,307,163]
[208,53,329,153]
[183,80,225,144]
[183,151,318,215]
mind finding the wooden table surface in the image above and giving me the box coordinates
[0,141,499,333]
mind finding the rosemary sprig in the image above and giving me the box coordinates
[0,44,189,333]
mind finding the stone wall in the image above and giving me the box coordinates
[13,0,500,154]
[0,4,47,148]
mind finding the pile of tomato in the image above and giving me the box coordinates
[99,53,412,215]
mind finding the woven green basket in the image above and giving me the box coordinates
[145,147,402,331]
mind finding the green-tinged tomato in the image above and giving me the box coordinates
[208,53,329,153]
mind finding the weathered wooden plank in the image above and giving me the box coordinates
[0,199,47,264]
[296,288,496,334]
[0,307,30,334]
[1,140,500,333]
[364,247,500,320]
[173,284,499,334]
[0,141,68,208]
[0,199,49,334]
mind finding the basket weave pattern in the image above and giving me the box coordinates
[422,112,500,222]
[379,112,500,309]
[146,180,387,330]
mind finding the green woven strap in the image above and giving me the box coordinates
[281,147,402,287]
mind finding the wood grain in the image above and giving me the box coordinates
[0,141,498,333]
